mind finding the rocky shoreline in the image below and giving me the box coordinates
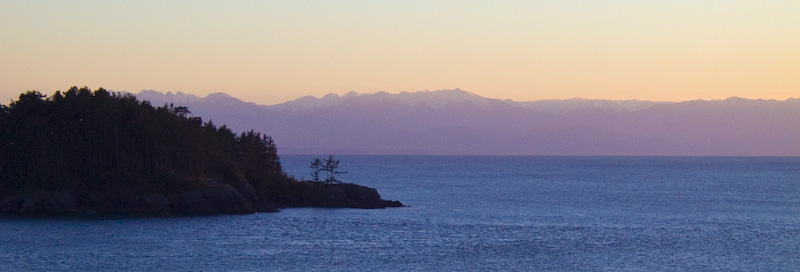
[0,182,403,217]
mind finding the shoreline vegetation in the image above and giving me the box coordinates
[0,87,401,216]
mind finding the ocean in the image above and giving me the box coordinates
[2,156,799,271]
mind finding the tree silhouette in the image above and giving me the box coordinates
[310,158,323,182]
[0,87,289,202]
[321,155,347,184]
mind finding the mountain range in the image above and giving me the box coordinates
[135,89,800,156]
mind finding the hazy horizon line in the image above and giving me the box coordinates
[5,87,799,107]
[134,88,800,106]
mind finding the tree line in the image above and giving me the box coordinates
[0,87,286,198]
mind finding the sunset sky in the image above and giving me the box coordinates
[2,1,798,105]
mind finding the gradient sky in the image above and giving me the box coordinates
[2,0,798,105]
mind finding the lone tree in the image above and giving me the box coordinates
[310,155,347,184]
[309,158,323,182]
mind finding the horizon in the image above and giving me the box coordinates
[2,1,799,106]
[4,87,800,107]
[176,88,800,106]
[125,88,800,106]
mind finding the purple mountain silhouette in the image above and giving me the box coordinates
[136,90,800,156]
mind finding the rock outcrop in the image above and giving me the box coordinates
[278,182,403,209]
[0,181,402,216]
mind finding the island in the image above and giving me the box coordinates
[0,87,402,216]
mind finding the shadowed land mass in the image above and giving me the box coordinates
[0,87,401,216]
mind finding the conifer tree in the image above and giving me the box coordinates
[310,158,323,182]
[321,155,346,184]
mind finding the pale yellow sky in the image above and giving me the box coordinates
[2,1,798,105]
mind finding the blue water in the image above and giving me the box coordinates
[2,156,800,271]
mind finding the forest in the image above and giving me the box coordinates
[0,87,293,213]
[0,87,401,215]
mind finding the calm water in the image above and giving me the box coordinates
[2,156,800,271]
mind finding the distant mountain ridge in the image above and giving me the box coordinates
[262,89,666,113]
[135,89,800,156]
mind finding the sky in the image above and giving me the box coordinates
[2,0,799,105]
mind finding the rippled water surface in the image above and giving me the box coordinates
[2,156,800,271]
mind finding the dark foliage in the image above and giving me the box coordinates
[0,87,287,203]
[309,155,347,184]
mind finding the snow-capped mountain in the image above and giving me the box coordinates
[135,89,800,156]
